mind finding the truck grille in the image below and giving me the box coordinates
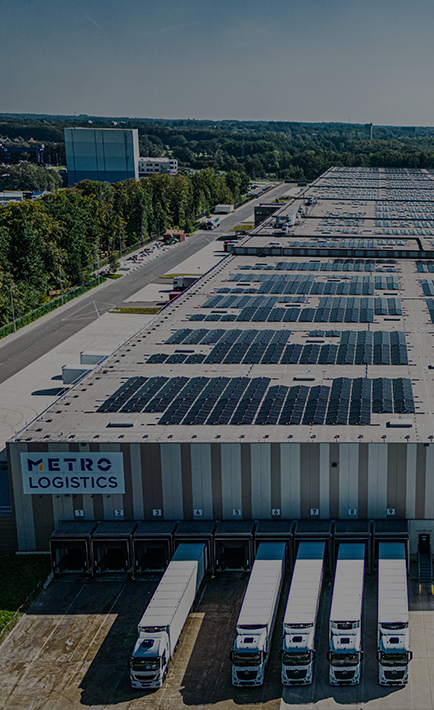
[334,670,355,680]
[236,670,257,681]
[286,669,308,680]
[384,670,405,681]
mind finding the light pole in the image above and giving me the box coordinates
[59,265,64,305]
[10,285,16,332]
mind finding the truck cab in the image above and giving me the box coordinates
[328,622,362,685]
[230,626,268,686]
[281,624,315,684]
[129,632,169,689]
[377,623,412,685]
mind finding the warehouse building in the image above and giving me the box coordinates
[7,167,434,569]
[64,127,140,184]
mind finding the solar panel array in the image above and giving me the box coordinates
[426,298,434,323]
[285,238,406,248]
[418,262,434,273]
[236,260,396,273]
[156,328,408,366]
[224,273,399,295]
[421,280,434,296]
[193,297,402,324]
[97,376,415,424]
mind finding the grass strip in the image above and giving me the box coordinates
[0,555,51,639]
[110,307,161,314]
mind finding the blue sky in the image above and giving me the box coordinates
[2,0,434,125]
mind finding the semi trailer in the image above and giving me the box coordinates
[327,543,365,685]
[281,541,325,685]
[230,542,285,686]
[129,543,206,689]
[377,542,412,686]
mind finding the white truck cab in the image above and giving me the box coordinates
[129,635,168,688]
[231,627,268,686]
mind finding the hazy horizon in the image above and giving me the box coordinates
[2,0,434,126]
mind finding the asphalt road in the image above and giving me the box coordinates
[0,183,291,385]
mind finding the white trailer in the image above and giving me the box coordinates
[377,542,412,686]
[215,204,234,214]
[230,542,285,687]
[129,543,206,689]
[327,543,365,685]
[281,541,325,685]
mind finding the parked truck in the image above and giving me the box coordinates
[327,543,365,685]
[281,541,325,685]
[172,275,198,291]
[377,542,412,686]
[129,543,206,689]
[204,217,220,230]
[230,542,285,687]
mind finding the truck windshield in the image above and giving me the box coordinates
[130,658,160,671]
[281,651,311,666]
[329,653,359,667]
[231,652,261,667]
[379,652,409,667]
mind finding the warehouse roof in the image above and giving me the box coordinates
[12,168,434,445]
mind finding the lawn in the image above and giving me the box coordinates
[0,555,51,637]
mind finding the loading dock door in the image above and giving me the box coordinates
[91,521,137,574]
[173,520,216,571]
[50,521,96,574]
[214,520,256,571]
[293,520,333,572]
[254,520,294,567]
[133,521,177,573]
[333,520,371,571]
[372,519,409,569]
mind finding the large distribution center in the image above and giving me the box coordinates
[7,167,434,566]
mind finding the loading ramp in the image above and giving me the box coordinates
[92,521,137,574]
[293,520,333,571]
[372,519,409,569]
[174,520,216,571]
[214,520,256,571]
[50,520,96,574]
[132,520,177,573]
[333,520,372,571]
[254,520,294,565]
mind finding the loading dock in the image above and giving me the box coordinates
[254,519,294,565]
[214,520,256,571]
[50,520,96,574]
[92,521,137,574]
[372,519,409,568]
[173,520,216,571]
[132,520,177,573]
[293,520,333,571]
[333,519,372,570]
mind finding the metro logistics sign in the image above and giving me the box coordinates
[20,452,125,495]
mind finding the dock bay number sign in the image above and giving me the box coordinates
[20,453,125,495]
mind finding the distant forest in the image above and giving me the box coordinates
[2,115,434,183]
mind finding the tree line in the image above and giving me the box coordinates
[3,115,434,185]
[0,168,239,327]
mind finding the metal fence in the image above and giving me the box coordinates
[0,278,102,341]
